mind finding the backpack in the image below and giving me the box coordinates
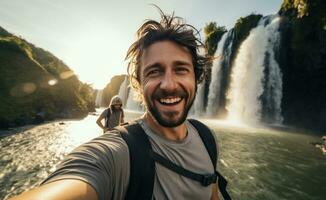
[115,119,231,200]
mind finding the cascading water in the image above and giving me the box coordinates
[95,89,103,107]
[118,76,129,107]
[191,48,207,116]
[226,15,283,124]
[192,80,206,116]
[116,77,144,111]
[206,30,234,116]
[125,88,144,111]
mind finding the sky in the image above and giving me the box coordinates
[0,0,282,89]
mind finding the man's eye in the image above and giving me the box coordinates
[147,69,160,76]
[176,67,189,74]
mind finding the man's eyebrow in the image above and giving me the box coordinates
[143,63,161,74]
[173,60,192,67]
[143,60,193,74]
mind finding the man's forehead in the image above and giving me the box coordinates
[140,40,193,67]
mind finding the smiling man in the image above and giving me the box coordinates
[10,8,230,200]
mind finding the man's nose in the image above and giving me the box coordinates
[160,72,177,91]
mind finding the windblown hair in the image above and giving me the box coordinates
[125,6,210,92]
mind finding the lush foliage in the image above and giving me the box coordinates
[0,27,95,128]
[278,0,326,132]
[204,22,227,56]
[232,14,262,57]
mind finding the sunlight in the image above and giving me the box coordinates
[65,115,101,146]
[48,79,58,86]
[201,118,248,128]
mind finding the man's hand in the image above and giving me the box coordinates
[103,127,109,133]
[211,183,220,200]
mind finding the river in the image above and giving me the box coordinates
[0,110,325,200]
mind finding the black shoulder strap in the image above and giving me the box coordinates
[188,119,217,168]
[117,120,231,200]
[114,122,155,200]
[188,119,232,200]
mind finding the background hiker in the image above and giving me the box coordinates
[96,95,124,133]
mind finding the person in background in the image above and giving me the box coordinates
[96,95,124,133]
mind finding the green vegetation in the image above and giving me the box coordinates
[280,0,310,18]
[278,0,326,132]
[0,26,95,128]
[203,22,227,56]
[232,14,262,58]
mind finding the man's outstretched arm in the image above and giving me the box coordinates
[10,179,98,200]
[211,183,221,200]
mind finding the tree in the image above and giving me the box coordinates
[204,22,227,55]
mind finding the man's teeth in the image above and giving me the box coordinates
[160,97,181,104]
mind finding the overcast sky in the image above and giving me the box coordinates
[0,0,282,89]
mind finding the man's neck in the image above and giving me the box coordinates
[143,112,187,141]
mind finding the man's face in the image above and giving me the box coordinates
[139,40,196,127]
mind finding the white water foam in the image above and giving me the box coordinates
[226,15,282,124]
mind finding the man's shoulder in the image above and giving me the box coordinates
[81,130,129,156]
[94,130,127,143]
[186,118,219,152]
[187,119,216,134]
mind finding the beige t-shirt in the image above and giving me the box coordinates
[42,119,219,200]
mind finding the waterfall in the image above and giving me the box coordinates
[192,80,206,116]
[191,47,208,116]
[206,30,234,116]
[226,15,283,124]
[118,76,129,107]
[95,89,103,107]
[125,88,145,111]
[116,77,144,111]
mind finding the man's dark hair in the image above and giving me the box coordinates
[125,6,210,93]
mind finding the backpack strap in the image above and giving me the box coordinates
[114,122,155,200]
[117,119,231,200]
[188,119,232,200]
[188,119,217,167]
[150,150,217,186]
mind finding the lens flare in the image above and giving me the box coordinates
[60,71,74,79]
[22,83,36,94]
[48,79,58,86]
[10,82,37,97]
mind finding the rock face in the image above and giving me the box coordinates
[202,0,325,132]
[100,75,126,107]
[0,27,95,128]
[278,0,326,132]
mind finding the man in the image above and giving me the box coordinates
[10,9,224,200]
[96,95,125,133]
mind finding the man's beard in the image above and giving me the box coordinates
[145,88,195,127]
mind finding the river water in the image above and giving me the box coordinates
[1,110,325,200]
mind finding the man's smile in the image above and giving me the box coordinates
[158,97,182,105]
